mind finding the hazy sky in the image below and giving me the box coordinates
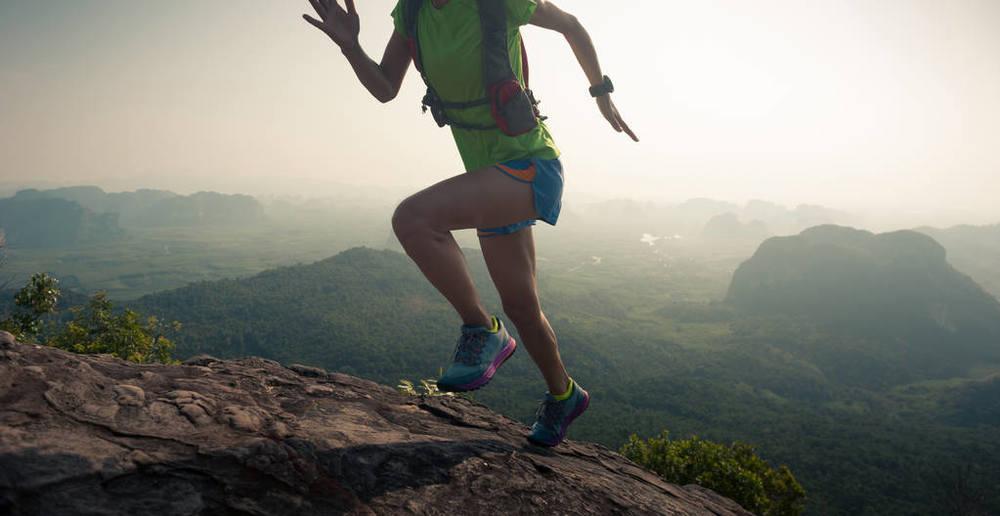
[2,0,998,223]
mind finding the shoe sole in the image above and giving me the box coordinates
[526,389,590,448]
[438,337,517,393]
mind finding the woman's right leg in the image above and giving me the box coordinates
[391,165,538,328]
[394,219,490,328]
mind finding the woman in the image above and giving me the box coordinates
[304,0,637,447]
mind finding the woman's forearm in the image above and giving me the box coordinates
[543,6,638,141]
[561,18,605,88]
[304,0,396,102]
[341,44,397,103]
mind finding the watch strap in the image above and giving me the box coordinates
[589,75,614,97]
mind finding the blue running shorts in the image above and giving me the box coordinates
[477,157,564,237]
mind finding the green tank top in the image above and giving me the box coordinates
[391,0,560,172]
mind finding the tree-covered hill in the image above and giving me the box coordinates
[728,225,1000,331]
[133,248,467,377]
[727,225,1000,382]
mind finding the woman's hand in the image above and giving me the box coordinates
[596,95,639,142]
[304,0,361,51]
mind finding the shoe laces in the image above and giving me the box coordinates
[454,330,488,365]
[536,396,567,429]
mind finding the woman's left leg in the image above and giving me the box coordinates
[479,226,571,395]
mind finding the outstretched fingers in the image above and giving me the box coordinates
[601,104,622,133]
[303,14,324,31]
[607,116,622,133]
[615,109,639,142]
[328,0,348,17]
[600,97,639,142]
[308,0,326,19]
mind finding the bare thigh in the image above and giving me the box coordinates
[395,165,537,232]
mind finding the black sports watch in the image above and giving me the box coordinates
[589,75,614,98]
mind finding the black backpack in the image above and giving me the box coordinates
[404,0,543,136]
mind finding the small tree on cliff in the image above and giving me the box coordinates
[621,430,806,516]
[0,273,61,341]
[1,270,180,364]
[49,292,181,364]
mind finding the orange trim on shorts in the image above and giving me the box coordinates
[495,162,537,183]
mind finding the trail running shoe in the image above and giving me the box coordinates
[436,316,517,392]
[527,379,590,447]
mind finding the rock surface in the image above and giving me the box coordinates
[0,332,749,515]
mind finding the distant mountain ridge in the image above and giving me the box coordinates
[702,212,771,241]
[0,197,123,248]
[578,197,849,239]
[917,223,1000,299]
[10,186,264,228]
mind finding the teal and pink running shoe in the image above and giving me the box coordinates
[436,315,517,392]
[527,378,590,447]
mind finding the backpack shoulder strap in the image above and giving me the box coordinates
[404,0,423,38]
[519,33,529,89]
[477,0,516,86]
[404,0,426,72]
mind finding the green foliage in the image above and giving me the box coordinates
[621,430,806,516]
[929,463,996,515]
[397,378,454,397]
[0,273,61,340]
[2,273,179,364]
[48,292,180,364]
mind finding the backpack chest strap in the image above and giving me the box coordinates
[404,0,541,134]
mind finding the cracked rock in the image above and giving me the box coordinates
[0,339,750,516]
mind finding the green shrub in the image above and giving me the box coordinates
[397,377,454,397]
[48,292,180,364]
[1,272,179,364]
[0,273,61,340]
[621,430,805,515]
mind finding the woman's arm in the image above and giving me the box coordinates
[303,0,411,103]
[529,1,639,142]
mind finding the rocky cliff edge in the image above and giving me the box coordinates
[0,332,749,515]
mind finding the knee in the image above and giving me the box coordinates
[392,198,424,243]
[392,196,448,247]
[502,296,542,326]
